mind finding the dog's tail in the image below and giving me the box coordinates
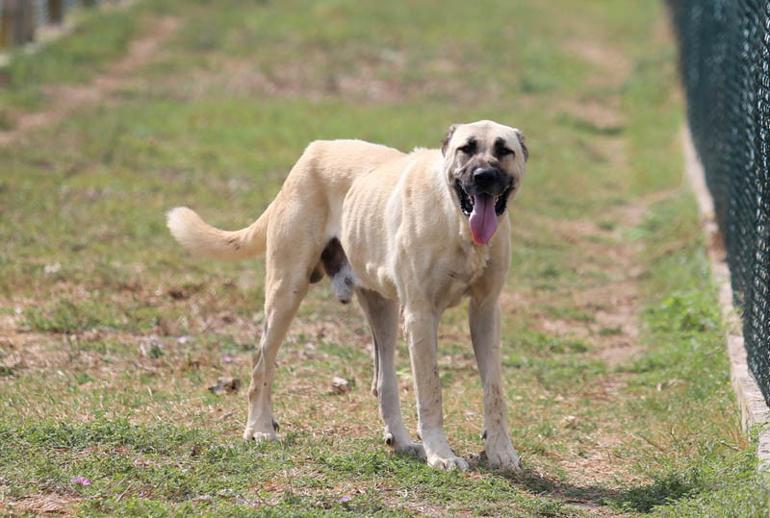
[166,205,271,261]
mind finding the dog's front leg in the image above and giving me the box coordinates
[469,296,521,472]
[404,308,469,471]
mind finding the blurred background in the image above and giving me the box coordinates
[0,1,767,515]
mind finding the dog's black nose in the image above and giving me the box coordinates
[473,167,503,192]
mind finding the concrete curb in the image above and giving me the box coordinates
[682,127,770,481]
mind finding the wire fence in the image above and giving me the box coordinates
[668,0,770,405]
[0,0,116,49]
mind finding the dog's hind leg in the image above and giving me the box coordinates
[357,288,425,459]
[243,248,313,442]
[371,333,379,397]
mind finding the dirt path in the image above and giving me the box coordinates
[521,37,675,495]
[0,16,179,147]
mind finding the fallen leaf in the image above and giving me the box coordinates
[208,377,241,394]
[44,262,61,275]
[331,376,351,394]
[71,476,91,486]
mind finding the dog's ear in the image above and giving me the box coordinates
[441,124,457,156]
[515,129,528,162]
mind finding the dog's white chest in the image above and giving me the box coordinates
[434,243,490,308]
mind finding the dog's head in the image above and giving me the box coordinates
[441,120,528,245]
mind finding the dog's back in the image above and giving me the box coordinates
[168,139,403,262]
[293,139,404,191]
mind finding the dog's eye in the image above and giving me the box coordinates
[498,147,515,157]
[458,142,476,154]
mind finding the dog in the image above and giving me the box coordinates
[167,120,528,471]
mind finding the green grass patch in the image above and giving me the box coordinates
[0,4,140,128]
[23,298,159,333]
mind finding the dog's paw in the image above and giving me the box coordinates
[395,442,427,460]
[485,445,522,472]
[385,432,426,459]
[243,426,277,442]
[427,454,469,471]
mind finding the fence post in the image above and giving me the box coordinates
[1,0,17,48]
[0,1,12,49]
[48,0,64,24]
[13,0,35,45]
[9,0,24,46]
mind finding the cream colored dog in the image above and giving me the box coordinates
[168,120,528,471]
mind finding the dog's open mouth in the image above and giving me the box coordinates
[454,181,512,245]
[454,181,512,217]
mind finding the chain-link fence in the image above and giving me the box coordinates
[668,1,770,405]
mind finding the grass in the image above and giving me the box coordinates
[0,0,767,515]
[0,3,141,129]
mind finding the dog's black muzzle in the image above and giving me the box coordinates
[468,167,511,197]
[454,167,515,217]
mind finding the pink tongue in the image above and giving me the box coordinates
[469,194,498,245]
